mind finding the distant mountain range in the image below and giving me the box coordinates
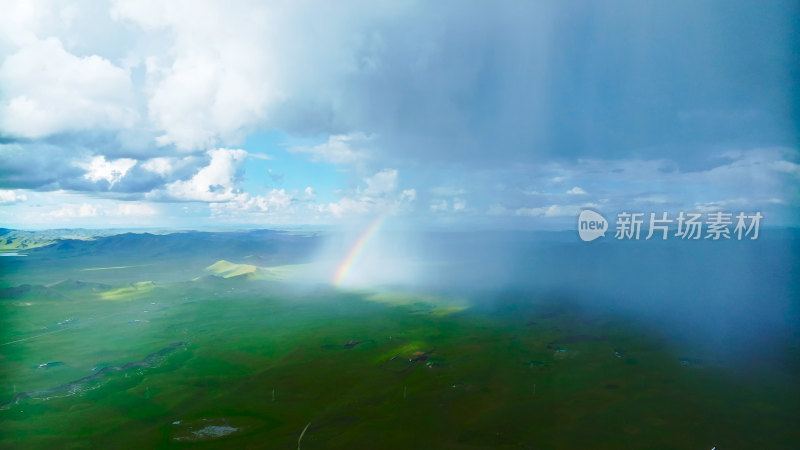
[0,228,114,251]
[1,228,321,261]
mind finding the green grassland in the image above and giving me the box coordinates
[0,228,130,252]
[1,258,798,448]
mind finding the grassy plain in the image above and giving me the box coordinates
[0,230,797,448]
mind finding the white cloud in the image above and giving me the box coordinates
[111,0,282,150]
[289,133,372,165]
[159,148,247,201]
[430,199,448,212]
[0,37,137,138]
[566,186,586,195]
[211,189,293,216]
[400,189,416,203]
[634,195,669,204]
[140,155,202,178]
[515,204,585,218]
[319,170,414,217]
[692,198,753,213]
[770,160,800,177]
[320,196,374,217]
[78,155,137,187]
[46,201,157,218]
[430,197,468,213]
[47,202,99,218]
[115,202,158,216]
[141,157,176,176]
[363,168,397,196]
[0,189,27,203]
[0,1,47,46]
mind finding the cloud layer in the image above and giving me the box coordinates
[0,0,797,228]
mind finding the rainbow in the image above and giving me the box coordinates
[332,211,390,286]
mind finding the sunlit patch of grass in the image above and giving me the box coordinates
[99,281,157,300]
[364,291,468,316]
[372,342,428,364]
[205,260,312,281]
[206,260,259,278]
[81,264,151,271]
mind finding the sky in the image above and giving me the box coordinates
[0,0,798,230]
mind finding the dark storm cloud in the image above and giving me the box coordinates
[0,0,796,225]
[0,139,203,195]
[274,1,798,169]
[0,143,84,190]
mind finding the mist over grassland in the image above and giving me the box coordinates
[1,227,798,447]
[3,226,797,362]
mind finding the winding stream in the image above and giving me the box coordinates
[2,341,187,409]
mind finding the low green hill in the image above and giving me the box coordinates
[205,260,282,281]
[205,260,308,281]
